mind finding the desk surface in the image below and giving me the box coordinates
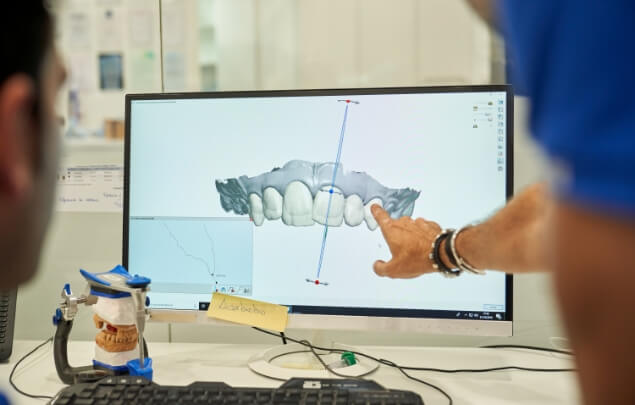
[1,340,580,405]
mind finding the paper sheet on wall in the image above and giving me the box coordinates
[129,9,155,48]
[161,1,186,47]
[130,50,157,91]
[97,6,124,49]
[163,51,186,91]
[68,51,96,91]
[56,165,123,212]
[67,12,91,49]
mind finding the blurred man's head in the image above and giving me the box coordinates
[0,1,66,289]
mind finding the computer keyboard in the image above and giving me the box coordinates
[50,375,424,404]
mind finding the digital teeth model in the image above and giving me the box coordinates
[215,160,421,230]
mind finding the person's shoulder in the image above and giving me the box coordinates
[0,392,10,405]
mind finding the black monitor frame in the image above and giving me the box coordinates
[123,85,514,323]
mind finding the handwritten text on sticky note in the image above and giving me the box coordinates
[207,293,289,332]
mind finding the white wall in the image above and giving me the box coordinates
[215,0,491,90]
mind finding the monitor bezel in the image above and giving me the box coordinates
[123,85,514,336]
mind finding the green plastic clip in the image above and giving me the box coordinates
[341,351,357,366]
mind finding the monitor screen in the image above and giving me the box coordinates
[125,87,512,323]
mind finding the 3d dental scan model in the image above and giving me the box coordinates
[215,160,421,230]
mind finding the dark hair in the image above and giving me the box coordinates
[0,1,53,95]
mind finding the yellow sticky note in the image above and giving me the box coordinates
[206,293,289,332]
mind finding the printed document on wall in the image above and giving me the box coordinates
[56,165,123,212]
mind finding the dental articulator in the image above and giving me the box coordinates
[52,265,152,384]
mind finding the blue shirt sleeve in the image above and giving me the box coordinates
[500,1,635,216]
[0,392,10,405]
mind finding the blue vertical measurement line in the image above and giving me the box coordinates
[316,103,350,280]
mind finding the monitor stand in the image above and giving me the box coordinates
[247,333,379,380]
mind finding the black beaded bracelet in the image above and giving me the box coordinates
[429,230,462,277]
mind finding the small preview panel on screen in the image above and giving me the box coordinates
[126,88,510,321]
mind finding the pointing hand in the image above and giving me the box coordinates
[370,204,442,278]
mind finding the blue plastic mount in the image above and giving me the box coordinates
[79,265,151,290]
[79,265,150,298]
[52,308,62,326]
[79,265,132,287]
[127,358,153,381]
[92,359,130,373]
[126,275,151,288]
[89,288,131,299]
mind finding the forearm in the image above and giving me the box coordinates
[453,221,547,272]
[440,183,551,273]
[371,183,550,278]
[552,201,635,404]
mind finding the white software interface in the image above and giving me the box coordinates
[128,91,508,318]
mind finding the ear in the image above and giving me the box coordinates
[0,74,37,200]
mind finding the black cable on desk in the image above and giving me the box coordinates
[9,337,54,400]
[253,327,454,404]
[480,344,573,356]
[253,327,581,404]
[299,339,379,379]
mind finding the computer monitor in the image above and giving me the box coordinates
[124,86,513,339]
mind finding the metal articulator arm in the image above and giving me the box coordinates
[53,284,110,384]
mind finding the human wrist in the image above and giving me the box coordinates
[454,223,490,270]
[429,230,462,277]
[438,238,457,270]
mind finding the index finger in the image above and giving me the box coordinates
[370,204,392,227]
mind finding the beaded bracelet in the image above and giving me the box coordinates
[429,229,462,278]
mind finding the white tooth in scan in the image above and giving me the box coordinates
[344,194,365,226]
[313,186,345,226]
[282,181,314,226]
[215,160,420,229]
[248,194,264,226]
[263,187,283,220]
[364,198,383,231]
